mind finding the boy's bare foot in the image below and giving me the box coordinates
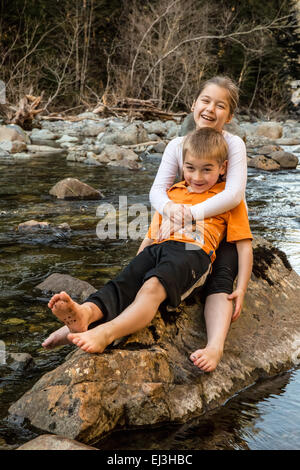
[67,323,113,354]
[190,346,223,372]
[42,325,71,349]
[48,291,101,333]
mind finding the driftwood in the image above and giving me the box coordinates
[93,97,187,121]
[12,94,44,129]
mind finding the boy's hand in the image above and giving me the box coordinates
[158,203,192,241]
[227,288,245,322]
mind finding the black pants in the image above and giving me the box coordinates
[85,241,211,324]
[202,238,238,299]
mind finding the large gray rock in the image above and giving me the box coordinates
[100,123,148,146]
[251,155,280,171]
[269,151,298,169]
[8,237,300,444]
[49,178,104,200]
[35,273,97,303]
[17,435,98,450]
[0,125,28,144]
[0,140,27,153]
[255,122,283,140]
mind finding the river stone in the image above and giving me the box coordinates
[30,129,58,141]
[252,155,280,171]
[6,353,34,372]
[100,124,148,146]
[98,145,138,162]
[0,140,27,153]
[255,122,283,140]
[269,151,298,169]
[35,273,97,303]
[8,237,300,444]
[143,121,167,136]
[274,137,300,146]
[0,125,28,144]
[17,435,98,450]
[27,145,66,157]
[256,145,282,156]
[49,178,104,200]
[107,158,142,170]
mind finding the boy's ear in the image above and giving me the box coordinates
[220,160,228,175]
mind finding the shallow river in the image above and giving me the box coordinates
[0,145,299,450]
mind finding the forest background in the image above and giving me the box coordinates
[0,0,300,119]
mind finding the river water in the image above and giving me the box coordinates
[0,145,299,450]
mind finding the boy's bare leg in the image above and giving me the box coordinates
[190,293,232,372]
[42,325,71,349]
[68,277,167,354]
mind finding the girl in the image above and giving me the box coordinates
[148,76,249,372]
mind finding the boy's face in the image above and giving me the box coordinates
[183,152,227,193]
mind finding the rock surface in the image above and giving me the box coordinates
[8,237,300,444]
[35,273,97,303]
[17,434,98,450]
[49,178,104,200]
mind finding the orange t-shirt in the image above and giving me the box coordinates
[146,181,253,262]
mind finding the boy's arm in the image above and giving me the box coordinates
[136,237,154,255]
[228,239,253,322]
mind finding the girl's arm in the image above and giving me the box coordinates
[149,138,182,216]
[228,238,253,322]
[191,135,247,220]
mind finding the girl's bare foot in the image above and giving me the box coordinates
[190,346,223,372]
[48,291,101,333]
[42,325,71,349]
[67,323,114,354]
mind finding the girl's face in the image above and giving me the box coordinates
[192,84,233,132]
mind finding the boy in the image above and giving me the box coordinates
[44,128,253,372]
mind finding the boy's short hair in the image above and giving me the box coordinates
[183,127,228,165]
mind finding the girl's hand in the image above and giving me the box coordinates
[227,288,245,322]
[158,203,193,241]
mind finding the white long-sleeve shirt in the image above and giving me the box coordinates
[149,131,247,220]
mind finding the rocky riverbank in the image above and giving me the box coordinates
[0,112,299,171]
[7,236,300,445]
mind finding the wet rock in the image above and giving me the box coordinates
[17,220,71,233]
[0,140,27,153]
[224,118,247,141]
[152,142,167,154]
[165,120,179,139]
[16,435,98,450]
[18,220,51,231]
[30,129,58,141]
[255,122,283,140]
[275,137,300,146]
[27,145,66,157]
[49,178,104,200]
[56,135,79,144]
[269,151,298,169]
[6,353,34,372]
[35,273,97,303]
[256,145,282,156]
[143,121,167,136]
[0,125,28,144]
[251,155,280,171]
[80,124,107,137]
[8,237,300,444]
[98,145,139,162]
[84,152,102,166]
[107,158,142,170]
[100,123,148,146]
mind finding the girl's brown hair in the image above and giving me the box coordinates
[183,127,228,166]
[195,76,239,115]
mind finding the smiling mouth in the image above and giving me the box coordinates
[201,114,215,122]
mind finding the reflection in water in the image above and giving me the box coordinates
[0,149,299,449]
